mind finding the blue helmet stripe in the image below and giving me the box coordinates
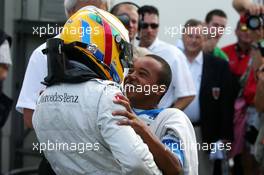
[81,20,90,44]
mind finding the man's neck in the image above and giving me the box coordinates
[185,51,200,63]
[139,41,151,48]
[139,38,157,48]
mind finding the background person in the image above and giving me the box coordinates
[0,29,13,128]
[138,5,196,110]
[222,20,257,175]
[182,19,234,175]
[110,2,151,58]
[176,9,229,62]
[232,0,264,173]
[254,62,264,172]
[203,9,229,61]
[251,31,264,173]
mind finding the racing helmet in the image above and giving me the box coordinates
[58,6,132,84]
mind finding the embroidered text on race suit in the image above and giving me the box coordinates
[39,92,79,104]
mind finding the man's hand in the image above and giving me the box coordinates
[233,0,264,15]
[112,93,152,138]
[112,93,182,175]
[245,2,264,15]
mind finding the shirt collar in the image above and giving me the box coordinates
[195,51,203,65]
[148,37,159,51]
[187,51,203,65]
[133,108,164,120]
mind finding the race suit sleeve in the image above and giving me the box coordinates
[161,130,185,167]
[97,85,162,175]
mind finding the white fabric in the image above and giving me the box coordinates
[32,79,162,175]
[175,38,184,52]
[253,0,264,5]
[147,38,196,108]
[16,42,47,113]
[183,52,203,123]
[0,40,12,65]
[148,108,199,175]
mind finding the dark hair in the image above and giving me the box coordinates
[184,19,203,28]
[110,2,139,15]
[145,54,171,90]
[138,5,159,17]
[205,9,227,23]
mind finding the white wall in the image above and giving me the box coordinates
[113,0,240,47]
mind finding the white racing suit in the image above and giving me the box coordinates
[134,108,199,175]
[32,79,162,175]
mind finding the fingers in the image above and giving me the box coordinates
[116,119,150,137]
[112,110,135,120]
[247,4,264,15]
[116,119,141,130]
[249,4,259,15]
[115,93,129,102]
[113,99,133,113]
[116,119,133,126]
[113,94,133,113]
